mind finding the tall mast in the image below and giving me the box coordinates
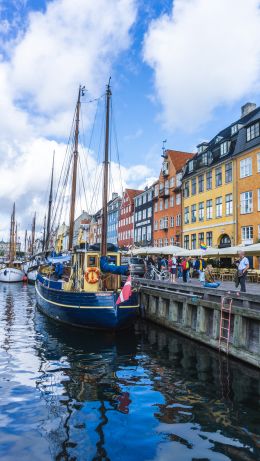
[46,151,55,251]
[68,86,81,250]
[24,229,27,255]
[9,203,15,263]
[101,80,111,257]
[15,222,17,259]
[31,212,36,256]
[42,215,46,252]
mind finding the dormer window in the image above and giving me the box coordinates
[220,141,229,157]
[201,152,208,165]
[188,160,194,172]
[215,136,223,144]
[246,122,260,141]
[231,124,238,135]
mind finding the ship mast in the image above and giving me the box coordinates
[24,229,27,256]
[45,151,55,252]
[68,87,81,251]
[42,215,46,252]
[9,203,15,263]
[101,80,111,257]
[31,212,36,256]
[15,222,17,259]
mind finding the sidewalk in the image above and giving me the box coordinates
[175,277,260,294]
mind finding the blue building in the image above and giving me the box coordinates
[107,193,121,245]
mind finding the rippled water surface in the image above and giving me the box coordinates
[0,284,260,460]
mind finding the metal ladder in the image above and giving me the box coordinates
[219,296,232,353]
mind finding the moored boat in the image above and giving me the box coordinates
[36,83,139,330]
[0,204,24,283]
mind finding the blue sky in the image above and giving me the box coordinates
[0,0,260,237]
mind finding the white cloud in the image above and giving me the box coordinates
[143,0,260,132]
[0,0,140,240]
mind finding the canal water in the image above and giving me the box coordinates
[0,284,260,461]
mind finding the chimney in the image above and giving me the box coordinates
[241,102,256,118]
[112,192,118,200]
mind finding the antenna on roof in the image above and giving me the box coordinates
[161,139,167,158]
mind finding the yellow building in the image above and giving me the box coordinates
[182,144,235,249]
[182,102,260,254]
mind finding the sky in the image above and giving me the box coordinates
[0,0,260,241]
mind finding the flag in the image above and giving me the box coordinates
[200,242,207,251]
[116,276,132,305]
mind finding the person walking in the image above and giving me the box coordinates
[177,257,182,279]
[181,257,189,283]
[169,254,177,283]
[235,251,249,292]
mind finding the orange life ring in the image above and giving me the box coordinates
[85,267,100,284]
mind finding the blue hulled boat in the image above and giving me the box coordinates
[36,82,139,330]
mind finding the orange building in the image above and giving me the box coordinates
[153,150,193,247]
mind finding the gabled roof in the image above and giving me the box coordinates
[166,150,194,172]
[124,188,143,202]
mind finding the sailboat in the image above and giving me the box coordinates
[35,82,139,330]
[0,203,25,282]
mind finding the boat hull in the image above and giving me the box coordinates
[35,277,139,330]
[0,267,25,283]
[27,269,37,284]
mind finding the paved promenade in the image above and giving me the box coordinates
[173,277,260,295]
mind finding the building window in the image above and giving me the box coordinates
[142,209,146,219]
[206,231,213,247]
[246,122,260,141]
[170,237,174,245]
[191,234,197,249]
[158,239,163,247]
[170,216,174,227]
[198,174,204,193]
[147,207,152,218]
[154,220,158,230]
[240,158,252,178]
[154,185,159,197]
[184,181,190,198]
[258,153,260,172]
[206,199,213,219]
[225,162,232,183]
[170,177,175,187]
[184,235,189,249]
[216,197,222,218]
[155,202,158,212]
[191,204,196,222]
[215,166,222,187]
[143,194,147,204]
[159,200,163,211]
[241,226,253,244]
[176,214,181,226]
[258,189,260,211]
[206,171,212,190]
[165,198,169,209]
[191,178,197,195]
[164,238,168,246]
[176,173,182,187]
[198,232,204,244]
[184,207,189,224]
[231,124,238,135]
[220,141,229,156]
[176,194,181,205]
[170,196,174,207]
[188,161,194,172]
[225,194,233,216]
[198,202,204,221]
[240,191,253,214]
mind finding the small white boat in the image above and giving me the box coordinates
[27,267,38,284]
[0,265,24,282]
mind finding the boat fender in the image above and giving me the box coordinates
[85,267,100,284]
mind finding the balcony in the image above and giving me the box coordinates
[159,187,170,198]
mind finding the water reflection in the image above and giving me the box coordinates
[0,284,259,461]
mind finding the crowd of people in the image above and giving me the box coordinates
[145,251,250,292]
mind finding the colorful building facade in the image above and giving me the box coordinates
[134,186,153,247]
[107,193,121,245]
[182,102,260,255]
[153,150,193,247]
[118,189,141,248]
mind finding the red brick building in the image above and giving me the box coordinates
[118,189,142,248]
[153,150,194,247]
